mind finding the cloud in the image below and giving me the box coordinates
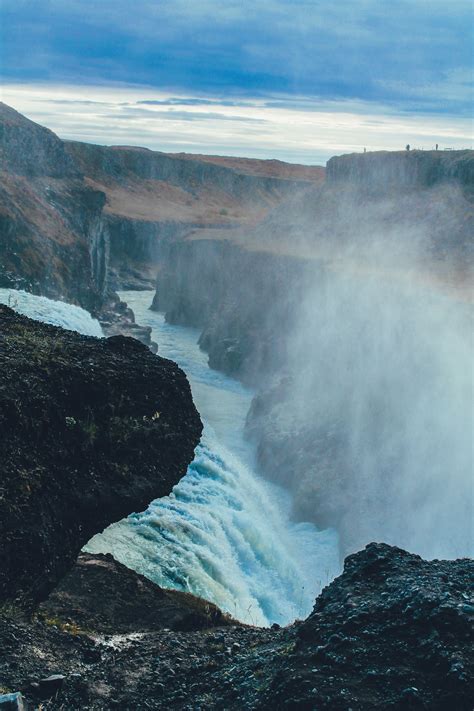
[137,98,255,108]
[2,83,472,165]
[108,107,267,123]
[1,1,472,115]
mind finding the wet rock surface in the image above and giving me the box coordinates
[0,305,202,605]
[1,544,472,709]
[39,553,233,634]
[98,292,158,352]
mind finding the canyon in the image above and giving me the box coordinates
[0,101,322,349]
[0,104,473,709]
[152,147,473,558]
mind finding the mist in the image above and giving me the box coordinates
[281,187,473,560]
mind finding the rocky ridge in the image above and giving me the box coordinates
[0,102,322,347]
[0,304,202,605]
[1,544,472,709]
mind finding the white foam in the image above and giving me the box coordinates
[86,291,340,626]
[0,289,103,337]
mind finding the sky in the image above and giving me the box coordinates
[1,0,472,164]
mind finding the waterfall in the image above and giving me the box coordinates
[2,287,339,626]
[0,289,103,337]
[87,291,340,626]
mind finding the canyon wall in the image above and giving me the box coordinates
[0,102,109,313]
[0,102,323,350]
[152,238,317,381]
[0,101,322,312]
[152,149,473,558]
[65,139,322,289]
[327,149,474,192]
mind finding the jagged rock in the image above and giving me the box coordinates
[39,553,234,633]
[0,544,472,709]
[0,693,27,710]
[0,305,202,605]
[263,543,474,710]
[38,675,65,698]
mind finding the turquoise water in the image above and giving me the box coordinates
[87,291,339,626]
[0,286,339,626]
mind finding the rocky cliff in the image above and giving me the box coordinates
[151,151,473,383]
[0,102,109,312]
[152,238,317,381]
[327,149,474,193]
[1,544,472,709]
[64,140,322,290]
[0,102,323,336]
[0,304,202,605]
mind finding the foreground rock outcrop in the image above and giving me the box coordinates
[39,553,232,634]
[0,304,202,604]
[1,544,472,709]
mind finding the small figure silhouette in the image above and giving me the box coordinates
[436,144,439,151]
[406,144,410,151]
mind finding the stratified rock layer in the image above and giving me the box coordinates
[0,304,202,604]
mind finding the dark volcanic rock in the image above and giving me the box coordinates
[39,553,233,634]
[0,544,471,709]
[0,304,202,605]
[263,543,474,710]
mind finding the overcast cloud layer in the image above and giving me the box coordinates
[1,1,472,161]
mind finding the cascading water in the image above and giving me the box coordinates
[0,289,103,337]
[1,287,339,626]
[86,290,340,626]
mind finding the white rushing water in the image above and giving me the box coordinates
[0,289,103,337]
[86,290,340,626]
[1,287,339,626]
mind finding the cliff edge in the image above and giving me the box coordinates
[0,304,202,605]
[326,149,474,192]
